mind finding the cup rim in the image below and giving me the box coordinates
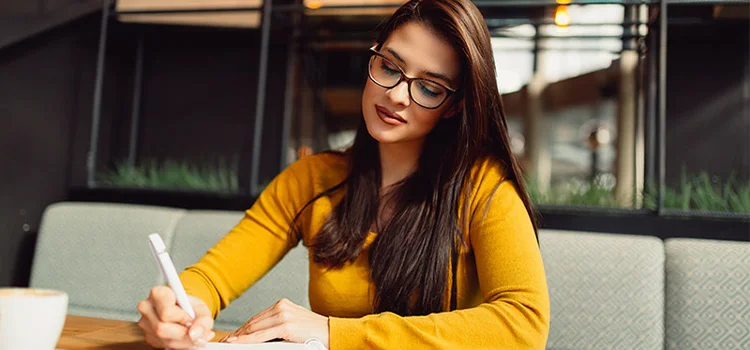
[0,287,68,297]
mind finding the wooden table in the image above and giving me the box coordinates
[56,315,229,349]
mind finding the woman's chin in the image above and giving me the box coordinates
[368,131,398,144]
[364,122,401,144]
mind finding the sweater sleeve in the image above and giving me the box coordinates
[178,157,314,319]
[328,168,550,349]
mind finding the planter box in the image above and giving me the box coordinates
[68,186,256,211]
[68,188,750,242]
[539,206,749,242]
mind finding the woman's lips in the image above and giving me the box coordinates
[375,105,407,125]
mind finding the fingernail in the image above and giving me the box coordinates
[189,326,203,341]
[207,331,216,341]
[186,321,193,328]
[227,336,238,343]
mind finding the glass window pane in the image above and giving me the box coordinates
[495,5,636,208]
[658,6,750,215]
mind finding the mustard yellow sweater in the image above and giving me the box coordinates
[179,152,549,349]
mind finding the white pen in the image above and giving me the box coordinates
[148,233,196,319]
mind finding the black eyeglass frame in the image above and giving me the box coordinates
[368,47,459,110]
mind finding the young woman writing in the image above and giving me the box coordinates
[136,1,550,348]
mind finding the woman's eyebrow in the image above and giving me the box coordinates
[384,47,455,87]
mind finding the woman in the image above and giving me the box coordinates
[136,0,549,348]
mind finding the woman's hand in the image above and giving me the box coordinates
[136,286,216,350]
[219,298,330,348]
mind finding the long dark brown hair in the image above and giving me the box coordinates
[292,0,537,317]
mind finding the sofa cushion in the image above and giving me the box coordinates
[665,238,750,350]
[30,202,186,321]
[540,229,665,350]
[170,210,310,331]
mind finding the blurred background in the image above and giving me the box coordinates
[1,0,748,286]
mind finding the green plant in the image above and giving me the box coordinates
[528,168,750,214]
[98,157,240,193]
[527,174,622,208]
[642,169,750,213]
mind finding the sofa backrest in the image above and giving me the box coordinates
[664,238,750,350]
[30,203,309,330]
[30,201,750,348]
[30,202,186,321]
[539,229,665,350]
[169,210,310,331]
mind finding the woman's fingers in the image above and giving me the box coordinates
[137,299,174,340]
[137,287,214,349]
[230,324,289,344]
[219,303,280,342]
[150,286,176,307]
[136,299,157,325]
[152,322,191,343]
[138,307,194,349]
[235,310,282,336]
[190,295,212,318]
[187,296,215,343]
[220,298,329,347]
[142,323,195,350]
[152,287,193,326]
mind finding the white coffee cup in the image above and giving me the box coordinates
[0,288,68,350]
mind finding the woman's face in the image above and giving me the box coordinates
[362,22,461,146]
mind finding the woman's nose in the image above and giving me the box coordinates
[386,80,411,107]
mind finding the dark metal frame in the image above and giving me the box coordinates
[87,0,111,188]
[86,0,284,196]
[83,0,749,224]
[249,0,275,196]
[292,0,748,222]
[114,7,262,15]
[128,34,145,167]
[271,1,663,12]
[280,28,298,175]
[657,0,668,215]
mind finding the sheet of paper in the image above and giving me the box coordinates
[201,342,314,349]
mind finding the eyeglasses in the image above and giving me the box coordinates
[368,47,457,109]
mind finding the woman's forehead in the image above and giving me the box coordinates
[382,22,461,85]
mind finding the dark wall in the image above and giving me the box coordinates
[0,16,87,287]
[666,19,750,184]
[1,9,291,286]
[0,1,44,15]
[0,0,90,17]
[67,22,290,191]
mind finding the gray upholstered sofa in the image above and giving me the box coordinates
[29,202,750,349]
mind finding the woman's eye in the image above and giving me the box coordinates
[380,62,399,76]
[418,82,441,97]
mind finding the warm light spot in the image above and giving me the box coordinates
[556,0,571,4]
[554,5,570,27]
[305,0,323,9]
